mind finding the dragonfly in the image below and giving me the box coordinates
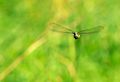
[51,22,104,39]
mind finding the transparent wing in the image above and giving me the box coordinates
[79,26,104,34]
[51,22,74,32]
[51,28,72,34]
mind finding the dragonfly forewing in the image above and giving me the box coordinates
[51,28,72,34]
[79,26,104,34]
[51,22,74,32]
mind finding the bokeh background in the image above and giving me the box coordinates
[0,0,120,82]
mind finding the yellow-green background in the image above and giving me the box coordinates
[0,0,120,82]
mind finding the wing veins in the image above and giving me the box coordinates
[51,22,74,32]
[79,26,104,34]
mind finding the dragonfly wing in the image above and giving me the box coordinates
[51,22,74,32]
[79,26,104,34]
[51,28,72,34]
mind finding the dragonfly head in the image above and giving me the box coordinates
[72,32,80,39]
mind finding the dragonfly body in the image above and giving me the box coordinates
[51,23,104,39]
[72,32,80,39]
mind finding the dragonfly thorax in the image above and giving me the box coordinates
[73,32,80,39]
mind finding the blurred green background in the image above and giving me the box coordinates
[0,0,120,82]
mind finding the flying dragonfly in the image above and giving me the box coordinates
[51,23,104,39]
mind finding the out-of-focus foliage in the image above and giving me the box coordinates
[0,0,120,82]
